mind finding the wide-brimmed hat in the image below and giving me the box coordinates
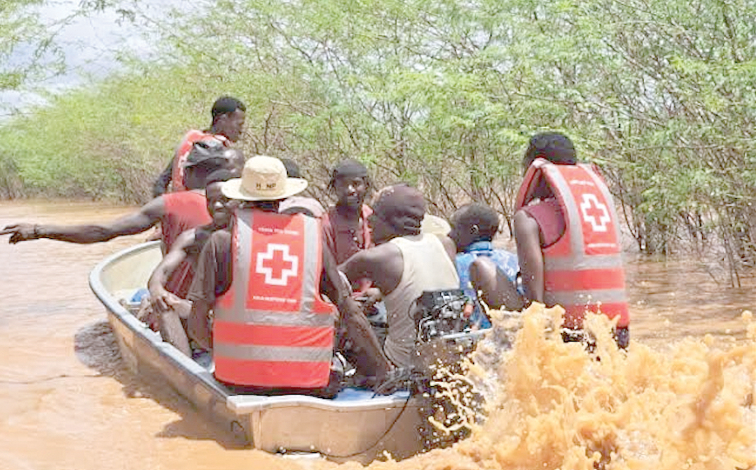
[222,155,308,201]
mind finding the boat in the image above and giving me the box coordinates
[89,241,426,463]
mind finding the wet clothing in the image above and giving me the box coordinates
[322,205,372,264]
[383,234,459,368]
[161,191,211,297]
[515,159,629,331]
[213,210,336,389]
[455,241,519,328]
[152,130,229,196]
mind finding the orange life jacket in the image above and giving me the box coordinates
[213,209,337,388]
[170,130,229,192]
[515,159,630,329]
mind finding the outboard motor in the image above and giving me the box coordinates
[411,289,484,450]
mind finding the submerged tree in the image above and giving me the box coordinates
[3,0,756,281]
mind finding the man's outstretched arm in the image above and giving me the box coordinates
[0,197,165,244]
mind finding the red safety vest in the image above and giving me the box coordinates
[213,209,337,388]
[515,159,630,329]
[170,130,229,192]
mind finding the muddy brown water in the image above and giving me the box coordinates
[0,200,754,470]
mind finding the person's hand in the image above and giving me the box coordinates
[362,287,382,310]
[0,224,39,244]
[149,287,182,314]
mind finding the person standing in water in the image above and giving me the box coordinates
[513,132,630,348]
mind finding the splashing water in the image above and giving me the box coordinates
[330,304,756,470]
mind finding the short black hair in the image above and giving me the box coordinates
[205,169,236,187]
[280,158,301,178]
[523,132,577,168]
[211,96,246,122]
[329,159,370,189]
[455,203,500,240]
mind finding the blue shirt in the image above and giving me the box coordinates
[455,241,519,328]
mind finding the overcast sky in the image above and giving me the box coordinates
[0,0,158,117]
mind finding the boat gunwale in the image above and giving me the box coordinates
[88,241,414,417]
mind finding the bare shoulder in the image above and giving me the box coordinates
[350,242,400,267]
[435,234,457,260]
[140,195,167,220]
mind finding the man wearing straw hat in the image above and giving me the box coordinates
[185,156,388,393]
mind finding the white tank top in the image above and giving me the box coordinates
[383,234,460,367]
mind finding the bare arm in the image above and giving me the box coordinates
[437,234,458,261]
[148,228,195,313]
[340,244,403,294]
[513,210,544,304]
[323,243,391,379]
[470,257,525,311]
[0,197,165,244]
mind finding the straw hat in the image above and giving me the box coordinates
[222,155,308,201]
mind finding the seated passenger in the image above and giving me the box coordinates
[184,156,389,393]
[340,184,460,369]
[514,132,630,348]
[322,159,373,265]
[448,203,524,327]
[1,151,228,252]
[145,169,238,355]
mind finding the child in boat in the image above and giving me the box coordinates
[448,203,524,327]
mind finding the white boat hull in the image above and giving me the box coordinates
[89,241,425,462]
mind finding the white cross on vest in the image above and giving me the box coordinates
[579,193,611,232]
[256,243,299,286]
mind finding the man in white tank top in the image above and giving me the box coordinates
[340,184,460,369]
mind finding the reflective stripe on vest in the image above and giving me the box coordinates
[515,159,630,329]
[213,210,336,388]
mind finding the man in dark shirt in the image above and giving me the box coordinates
[321,159,373,265]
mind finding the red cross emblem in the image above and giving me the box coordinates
[255,243,299,286]
[579,194,611,232]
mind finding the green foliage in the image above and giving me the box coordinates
[2,0,756,278]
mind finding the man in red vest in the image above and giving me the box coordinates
[0,151,232,253]
[513,132,630,348]
[184,156,387,394]
[152,96,246,196]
